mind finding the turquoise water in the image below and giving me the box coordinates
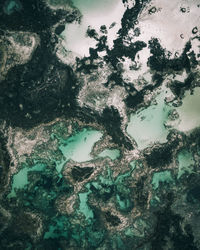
[56,128,102,173]
[176,87,200,132]
[8,163,45,198]
[127,90,171,149]
[98,149,120,160]
[3,0,22,15]
[177,150,194,179]
[116,194,131,211]
[152,170,174,190]
[7,1,16,12]
[9,127,103,198]
[129,160,142,170]
[150,195,160,207]
[79,189,93,220]
[44,216,69,239]
[127,87,200,150]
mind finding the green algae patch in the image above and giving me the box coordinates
[44,216,69,239]
[56,128,103,173]
[3,0,22,15]
[129,160,143,170]
[152,170,174,190]
[125,228,134,237]
[116,194,132,211]
[126,89,171,150]
[130,161,137,170]
[8,162,46,198]
[115,170,132,184]
[177,150,194,179]
[115,169,134,211]
[98,149,120,160]
[150,195,160,207]
[131,219,150,238]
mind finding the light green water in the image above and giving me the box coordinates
[56,128,102,173]
[8,163,45,198]
[79,183,93,220]
[79,192,93,219]
[176,87,200,132]
[127,90,171,150]
[7,1,16,11]
[98,149,120,160]
[152,170,174,190]
[72,0,115,16]
[129,160,143,170]
[177,150,194,179]
[127,87,200,150]
[150,195,160,207]
[116,194,131,211]
[130,161,137,170]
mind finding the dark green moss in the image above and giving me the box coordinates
[104,211,121,226]
[145,144,173,168]
[71,166,94,182]
[187,185,200,203]
[152,208,198,250]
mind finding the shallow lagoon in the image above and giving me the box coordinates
[79,186,93,220]
[56,128,103,173]
[98,149,120,161]
[177,150,194,179]
[9,127,103,197]
[127,86,200,150]
[176,87,200,132]
[152,170,174,190]
[126,88,172,149]
[8,163,45,198]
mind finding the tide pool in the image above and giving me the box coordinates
[3,0,22,15]
[79,190,93,220]
[127,86,200,150]
[56,128,103,173]
[98,149,120,161]
[126,89,171,150]
[177,150,194,179]
[152,170,174,190]
[8,163,45,198]
[44,216,69,239]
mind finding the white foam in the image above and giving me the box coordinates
[133,0,200,55]
[62,0,126,57]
